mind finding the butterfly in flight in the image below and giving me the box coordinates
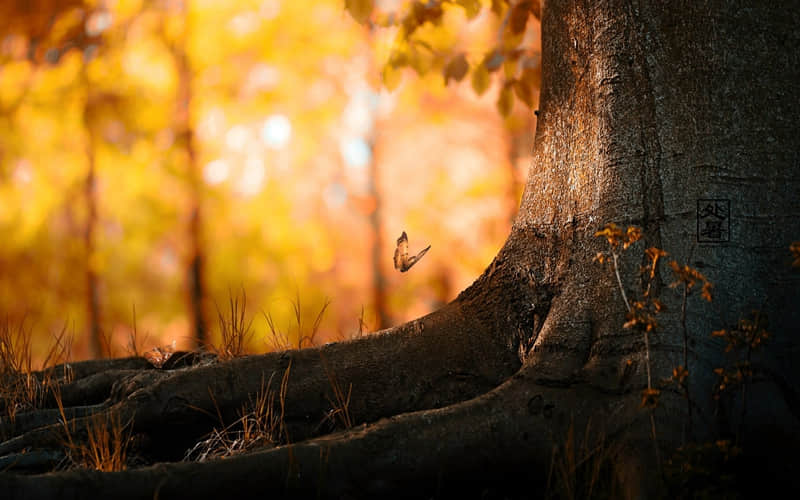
[393,231,431,272]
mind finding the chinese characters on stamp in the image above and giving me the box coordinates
[697,199,730,243]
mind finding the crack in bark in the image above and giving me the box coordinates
[626,0,666,254]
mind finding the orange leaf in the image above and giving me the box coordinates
[471,62,490,95]
[640,388,661,408]
[512,80,533,108]
[483,49,504,72]
[382,63,402,90]
[509,0,532,34]
[455,0,482,19]
[701,282,713,302]
[344,0,374,24]
[497,84,514,116]
[443,53,469,84]
[791,242,800,267]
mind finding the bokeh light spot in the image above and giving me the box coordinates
[204,159,230,185]
[340,137,371,168]
[261,114,292,150]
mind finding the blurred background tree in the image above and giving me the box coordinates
[0,0,540,364]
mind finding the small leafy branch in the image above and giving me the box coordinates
[594,223,663,465]
[345,0,541,116]
[594,224,658,397]
[666,253,713,441]
[595,223,715,424]
[711,309,771,444]
[664,439,741,496]
[595,225,794,494]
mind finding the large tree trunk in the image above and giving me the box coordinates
[1,1,798,498]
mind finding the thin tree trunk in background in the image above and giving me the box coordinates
[171,2,208,348]
[365,27,388,331]
[367,134,387,330]
[82,75,102,359]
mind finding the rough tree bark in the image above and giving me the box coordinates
[2,0,799,498]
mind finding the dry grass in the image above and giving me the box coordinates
[80,305,149,359]
[0,318,72,423]
[79,411,133,471]
[354,305,369,340]
[546,419,620,500]
[123,304,149,357]
[320,353,353,430]
[264,294,330,351]
[54,385,132,471]
[294,294,330,349]
[0,316,132,472]
[211,288,255,360]
[184,361,291,462]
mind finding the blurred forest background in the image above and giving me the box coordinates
[0,0,540,364]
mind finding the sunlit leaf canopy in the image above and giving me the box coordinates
[0,0,539,364]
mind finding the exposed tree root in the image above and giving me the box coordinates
[0,368,631,500]
[0,293,534,463]
[31,357,154,383]
[0,404,106,439]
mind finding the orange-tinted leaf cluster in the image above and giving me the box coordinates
[671,365,689,387]
[401,1,445,36]
[669,261,713,302]
[712,362,753,398]
[711,311,770,353]
[594,223,642,251]
[0,0,83,40]
[594,225,665,324]
[443,53,469,84]
[713,439,740,459]
[509,1,538,33]
[344,0,375,24]
[644,246,668,279]
[666,440,741,482]
[623,299,661,332]
[456,0,482,20]
[711,310,770,403]
[497,83,513,116]
[0,1,104,63]
[376,0,540,116]
[791,241,800,268]
[640,387,660,409]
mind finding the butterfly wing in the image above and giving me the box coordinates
[394,231,409,271]
[406,245,431,271]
